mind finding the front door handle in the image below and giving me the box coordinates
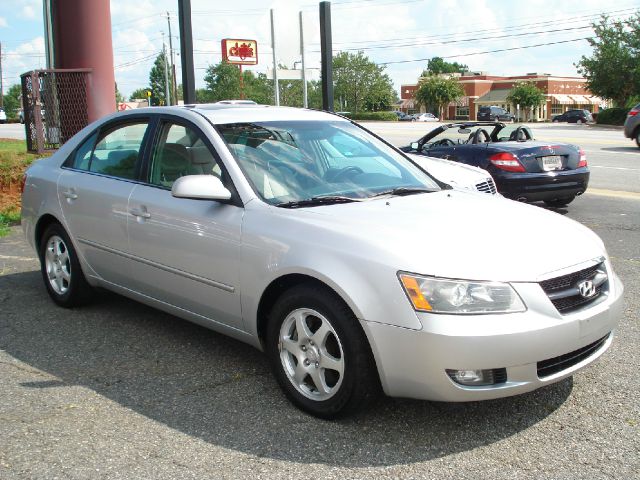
[130,207,151,219]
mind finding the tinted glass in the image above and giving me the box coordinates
[218,120,439,204]
[68,131,98,170]
[149,123,221,188]
[90,122,148,179]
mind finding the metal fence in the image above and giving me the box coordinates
[20,69,91,154]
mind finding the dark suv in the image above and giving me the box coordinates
[477,106,515,122]
[552,109,593,124]
[623,104,640,148]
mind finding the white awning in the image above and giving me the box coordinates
[400,99,415,109]
[551,94,574,104]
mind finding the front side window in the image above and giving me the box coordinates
[217,120,439,205]
[89,122,148,179]
[149,122,222,188]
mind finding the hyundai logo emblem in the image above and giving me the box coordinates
[578,280,596,298]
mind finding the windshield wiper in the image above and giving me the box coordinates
[276,195,364,209]
[370,186,438,198]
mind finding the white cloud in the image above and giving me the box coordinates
[0,16,8,28]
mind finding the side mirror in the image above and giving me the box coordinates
[410,142,420,151]
[171,175,232,201]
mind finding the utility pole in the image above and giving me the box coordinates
[299,12,307,108]
[178,0,195,104]
[161,33,171,106]
[319,1,334,111]
[270,9,279,106]
[164,11,178,104]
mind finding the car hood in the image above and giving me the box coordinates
[408,154,491,190]
[279,191,604,282]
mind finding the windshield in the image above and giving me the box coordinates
[217,120,440,205]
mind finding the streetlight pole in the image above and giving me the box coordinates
[299,11,307,108]
[161,33,171,106]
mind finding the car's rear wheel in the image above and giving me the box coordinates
[635,129,640,148]
[552,119,559,123]
[39,223,93,307]
[266,284,379,418]
[544,196,576,208]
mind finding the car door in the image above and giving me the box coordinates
[126,118,244,330]
[57,119,151,287]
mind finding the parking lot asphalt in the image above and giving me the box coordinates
[1,190,638,479]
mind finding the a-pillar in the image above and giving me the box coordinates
[52,0,115,122]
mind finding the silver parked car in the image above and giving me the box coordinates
[22,105,623,418]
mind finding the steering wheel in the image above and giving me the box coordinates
[509,126,532,142]
[432,138,455,147]
[472,128,491,144]
[326,166,364,182]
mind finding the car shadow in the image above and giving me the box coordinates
[601,146,639,154]
[0,271,573,467]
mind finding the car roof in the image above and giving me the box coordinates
[113,104,348,125]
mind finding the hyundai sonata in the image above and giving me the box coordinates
[22,105,623,418]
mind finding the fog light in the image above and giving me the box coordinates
[446,368,507,386]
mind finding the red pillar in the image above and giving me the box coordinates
[52,0,115,122]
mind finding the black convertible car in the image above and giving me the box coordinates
[401,122,589,207]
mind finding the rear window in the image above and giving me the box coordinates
[479,107,490,113]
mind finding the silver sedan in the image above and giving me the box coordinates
[22,105,623,418]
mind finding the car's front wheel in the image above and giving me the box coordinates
[635,129,640,148]
[39,223,93,307]
[266,284,379,418]
[544,195,576,208]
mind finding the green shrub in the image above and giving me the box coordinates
[596,108,628,125]
[347,111,398,121]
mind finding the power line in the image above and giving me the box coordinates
[317,24,594,53]
[313,6,637,47]
[378,38,589,65]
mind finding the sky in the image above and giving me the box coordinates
[1,0,639,99]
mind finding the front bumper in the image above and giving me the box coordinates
[494,169,590,202]
[362,270,623,402]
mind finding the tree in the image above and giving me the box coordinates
[576,12,640,107]
[333,51,395,113]
[414,75,464,119]
[129,88,151,101]
[506,81,545,121]
[149,51,169,106]
[115,83,125,104]
[203,61,272,103]
[2,84,22,119]
[423,57,468,76]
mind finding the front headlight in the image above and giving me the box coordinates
[399,272,526,314]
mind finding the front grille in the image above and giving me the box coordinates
[537,334,609,378]
[475,178,497,194]
[540,262,607,314]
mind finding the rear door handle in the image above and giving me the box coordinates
[62,189,78,200]
[130,207,151,219]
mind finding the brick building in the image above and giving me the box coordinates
[399,73,605,121]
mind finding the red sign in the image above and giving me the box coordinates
[221,39,258,65]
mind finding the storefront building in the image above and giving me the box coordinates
[399,73,606,121]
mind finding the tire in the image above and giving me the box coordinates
[39,223,93,308]
[552,119,559,123]
[544,196,576,208]
[266,284,379,419]
[635,130,640,148]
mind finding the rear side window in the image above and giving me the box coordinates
[69,131,98,170]
[90,122,148,179]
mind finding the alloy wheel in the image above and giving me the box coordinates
[44,235,71,295]
[278,308,345,401]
